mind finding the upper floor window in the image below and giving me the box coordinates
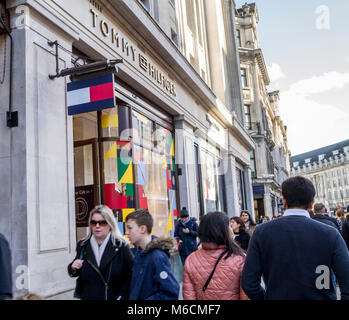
[293,161,299,168]
[236,29,242,47]
[241,68,248,87]
[171,28,178,47]
[185,0,196,33]
[318,154,325,161]
[139,0,150,11]
[332,149,339,156]
[250,150,257,178]
[194,0,204,47]
[343,146,349,153]
[305,158,311,164]
[244,104,252,130]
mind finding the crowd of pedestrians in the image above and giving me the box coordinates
[1,176,349,301]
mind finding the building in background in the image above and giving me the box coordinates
[0,0,254,298]
[291,139,349,214]
[235,2,290,220]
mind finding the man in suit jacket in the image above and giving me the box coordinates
[241,176,349,300]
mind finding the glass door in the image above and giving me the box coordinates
[73,138,99,242]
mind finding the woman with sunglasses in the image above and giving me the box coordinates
[68,205,134,300]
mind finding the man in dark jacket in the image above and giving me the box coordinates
[0,233,12,300]
[242,176,349,300]
[126,209,179,300]
[323,207,341,231]
[312,202,340,290]
[342,206,349,250]
[174,207,198,265]
[313,203,338,229]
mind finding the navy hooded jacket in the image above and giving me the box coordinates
[129,236,179,300]
[174,218,198,257]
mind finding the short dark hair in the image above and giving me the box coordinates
[314,203,325,213]
[281,176,315,209]
[199,212,245,257]
[230,216,246,232]
[125,209,153,234]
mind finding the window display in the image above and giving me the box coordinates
[73,103,178,241]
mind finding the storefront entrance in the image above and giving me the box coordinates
[72,88,179,242]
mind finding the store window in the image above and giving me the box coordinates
[131,110,177,237]
[73,99,177,241]
[197,147,226,215]
[194,143,204,215]
[236,165,247,212]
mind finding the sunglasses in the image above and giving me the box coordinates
[90,220,108,226]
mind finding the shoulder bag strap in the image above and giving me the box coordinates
[79,245,86,260]
[200,249,228,297]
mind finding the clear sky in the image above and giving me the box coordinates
[235,0,349,156]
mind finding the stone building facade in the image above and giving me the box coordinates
[0,0,254,298]
[235,3,290,220]
[291,139,349,214]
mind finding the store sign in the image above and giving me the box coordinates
[75,185,95,227]
[253,185,265,195]
[89,8,177,97]
[67,73,115,115]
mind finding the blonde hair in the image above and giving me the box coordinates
[15,293,44,300]
[82,205,126,247]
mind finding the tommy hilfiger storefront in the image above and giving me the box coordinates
[0,0,254,298]
[73,79,179,241]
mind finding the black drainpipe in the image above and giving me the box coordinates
[0,1,17,127]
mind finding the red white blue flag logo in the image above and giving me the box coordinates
[67,73,115,115]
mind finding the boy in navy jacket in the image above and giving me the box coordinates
[126,209,179,300]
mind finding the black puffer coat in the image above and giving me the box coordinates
[342,218,349,250]
[234,230,251,251]
[0,234,12,300]
[68,237,134,300]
